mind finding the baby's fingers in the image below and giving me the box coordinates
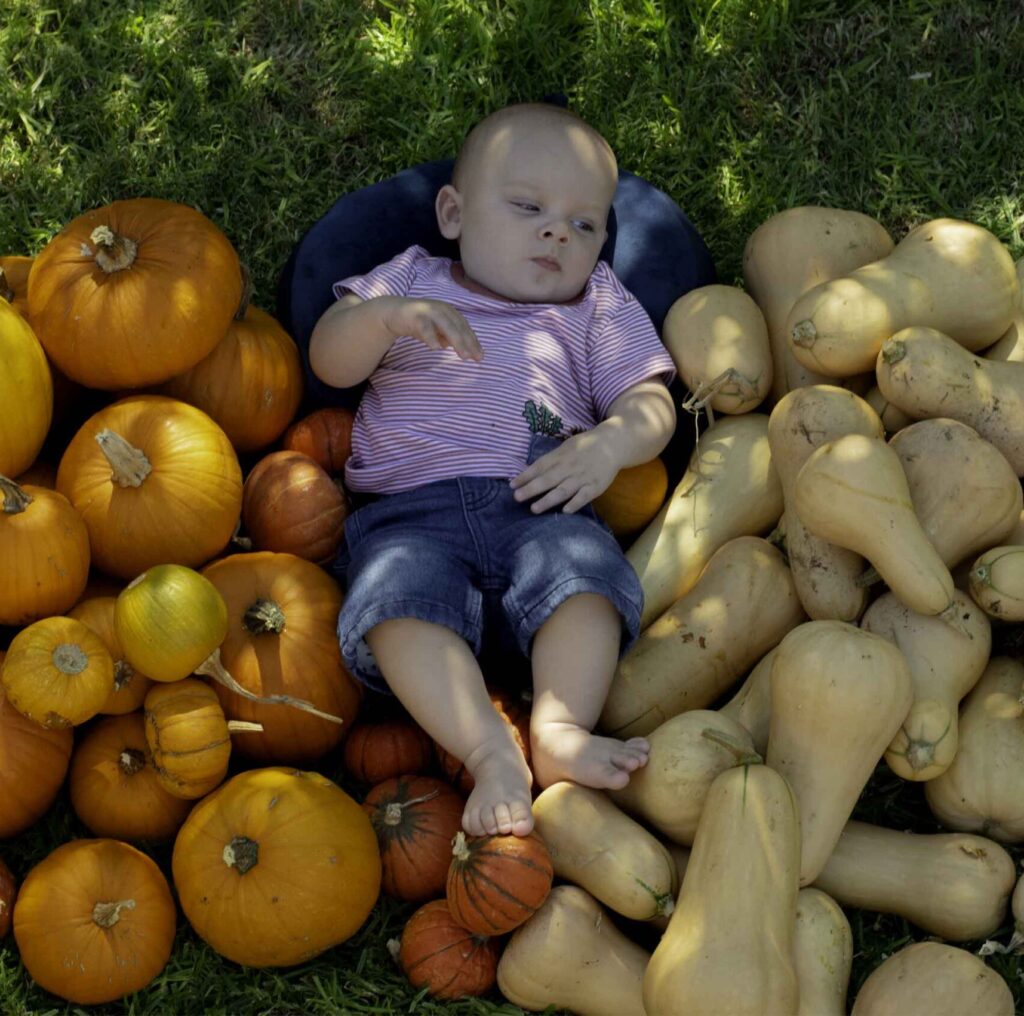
[437,308,483,361]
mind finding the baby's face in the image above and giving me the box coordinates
[440,121,617,303]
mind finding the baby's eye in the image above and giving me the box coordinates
[512,201,539,212]
[573,220,595,233]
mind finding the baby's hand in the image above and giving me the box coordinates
[381,297,483,361]
[510,429,620,514]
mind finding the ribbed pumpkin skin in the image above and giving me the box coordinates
[446,832,554,935]
[56,395,242,579]
[364,775,465,902]
[0,856,14,937]
[69,712,192,840]
[282,407,355,474]
[344,720,434,784]
[172,767,381,968]
[0,479,89,626]
[14,839,177,1005]
[162,305,303,452]
[400,900,500,999]
[27,197,242,389]
[0,299,52,478]
[0,686,73,837]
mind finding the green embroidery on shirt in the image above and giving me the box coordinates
[522,399,564,437]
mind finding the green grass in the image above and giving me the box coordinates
[3,0,1024,1011]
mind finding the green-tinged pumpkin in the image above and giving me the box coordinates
[0,298,52,479]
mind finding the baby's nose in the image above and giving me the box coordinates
[540,222,570,244]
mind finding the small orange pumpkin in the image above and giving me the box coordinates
[400,899,500,999]
[27,197,242,389]
[0,254,31,315]
[0,299,52,479]
[446,830,553,935]
[13,838,176,1005]
[344,719,434,784]
[0,856,15,937]
[592,456,670,538]
[282,407,355,475]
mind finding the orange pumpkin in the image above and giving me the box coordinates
[344,719,434,784]
[446,831,553,935]
[0,255,31,315]
[201,552,361,763]
[0,684,73,837]
[161,299,304,452]
[14,458,57,488]
[0,856,15,937]
[364,775,465,902]
[400,899,500,999]
[69,712,192,840]
[0,298,52,479]
[0,477,90,626]
[282,407,355,474]
[2,616,114,729]
[56,394,242,579]
[241,449,348,564]
[68,596,155,714]
[14,838,176,1005]
[171,767,381,967]
[592,456,670,538]
[27,197,242,389]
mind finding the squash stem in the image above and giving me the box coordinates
[92,898,136,928]
[95,429,152,488]
[118,748,146,775]
[89,225,138,273]
[226,720,264,733]
[222,835,259,874]
[451,830,472,861]
[700,727,763,767]
[242,598,286,635]
[0,475,32,515]
[383,790,439,826]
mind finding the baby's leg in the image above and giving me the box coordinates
[529,592,649,790]
[365,617,534,837]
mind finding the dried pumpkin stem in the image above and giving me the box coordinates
[222,835,259,874]
[243,598,286,635]
[51,642,88,675]
[790,320,817,347]
[451,830,471,861]
[113,659,134,691]
[95,429,152,488]
[680,368,759,416]
[89,225,138,273]
[227,720,264,733]
[383,790,439,826]
[92,898,136,928]
[700,727,763,767]
[0,475,33,515]
[119,748,146,776]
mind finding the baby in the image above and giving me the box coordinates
[309,102,677,837]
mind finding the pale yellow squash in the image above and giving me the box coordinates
[864,385,913,435]
[719,646,777,756]
[969,545,1024,621]
[984,256,1024,362]
[793,887,853,1016]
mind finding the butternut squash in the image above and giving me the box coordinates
[662,284,772,414]
[851,941,1014,1016]
[794,434,956,619]
[643,762,800,1016]
[719,646,776,756]
[742,206,894,403]
[983,256,1024,363]
[767,620,913,884]
[969,545,1024,621]
[787,218,1018,377]
[813,819,1015,941]
[1004,508,1024,546]
[601,536,804,737]
[767,384,883,620]
[496,885,649,1016]
[531,783,677,921]
[1011,873,1024,950]
[877,326,1024,475]
[925,657,1024,843]
[626,413,783,630]
[865,385,912,435]
[793,887,852,1016]
[861,589,990,781]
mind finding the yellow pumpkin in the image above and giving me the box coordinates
[592,457,669,538]
[0,299,52,478]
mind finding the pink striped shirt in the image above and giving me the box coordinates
[333,245,676,494]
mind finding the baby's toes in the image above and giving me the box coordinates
[463,806,487,838]
[493,803,514,836]
[611,744,649,772]
[510,800,534,837]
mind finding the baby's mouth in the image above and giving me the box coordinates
[532,256,561,271]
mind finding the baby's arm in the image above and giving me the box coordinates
[309,293,483,389]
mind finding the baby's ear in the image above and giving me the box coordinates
[435,184,463,239]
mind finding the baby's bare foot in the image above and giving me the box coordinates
[461,736,534,837]
[531,721,649,790]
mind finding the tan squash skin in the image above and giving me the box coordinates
[793,887,853,1016]
[768,385,884,620]
[877,326,1024,475]
[793,434,956,618]
[609,709,759,845]
[643,763,800,1016]
[969,545,1024,621]
[626,413,783,631]
[813,819,1015,941]
[742,206,894,404]
[864,385,913,435]
[861,589,990,781]
[767,620,913,885]
[496,885,649,1016]
[662,284,772,414]
[531,783,677,921]
[983,256,1024,362]
[719,646,777,756]
[890,418,1022,568]
[850,941,1014,1016]
[601,536,804,737]
[1003,508,1024,545]
[925,657,1024,843]
[787,217,1019,377]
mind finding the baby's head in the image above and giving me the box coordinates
[436,103,618,304]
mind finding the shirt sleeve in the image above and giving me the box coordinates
[332,245,426,302]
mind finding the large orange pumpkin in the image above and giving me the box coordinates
[171,767,381,968]
[69,712,193,841]
[0,477,89,625]
[56,394,242,579]
[14,838,177,1005]
[282,407,355,475]
[27,197,242,389]
[0,683,73,837]
[0,298,52,479]
[201,552,361,763]
[344,718,435,785]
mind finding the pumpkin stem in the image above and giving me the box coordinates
[92,898,136,928]
[0,475,33,515]
[113,659,134,691]
[700,727,763,767]
[119,748,146,775]
[383,789,440,826]
[222,835,259,874]
[905,739,935,772]
[790,320,817,347]
[234,263,252,321]
[195,648,346,725]
[451,830,472,861]
[88,225,139,274]
[227,720,265,733]
[51,642,88,675]
[95,429,152,488]
[243,598,286,635]
[0,267,13,304]
[230,516,253,551]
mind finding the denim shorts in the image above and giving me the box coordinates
[331,433,645,693]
